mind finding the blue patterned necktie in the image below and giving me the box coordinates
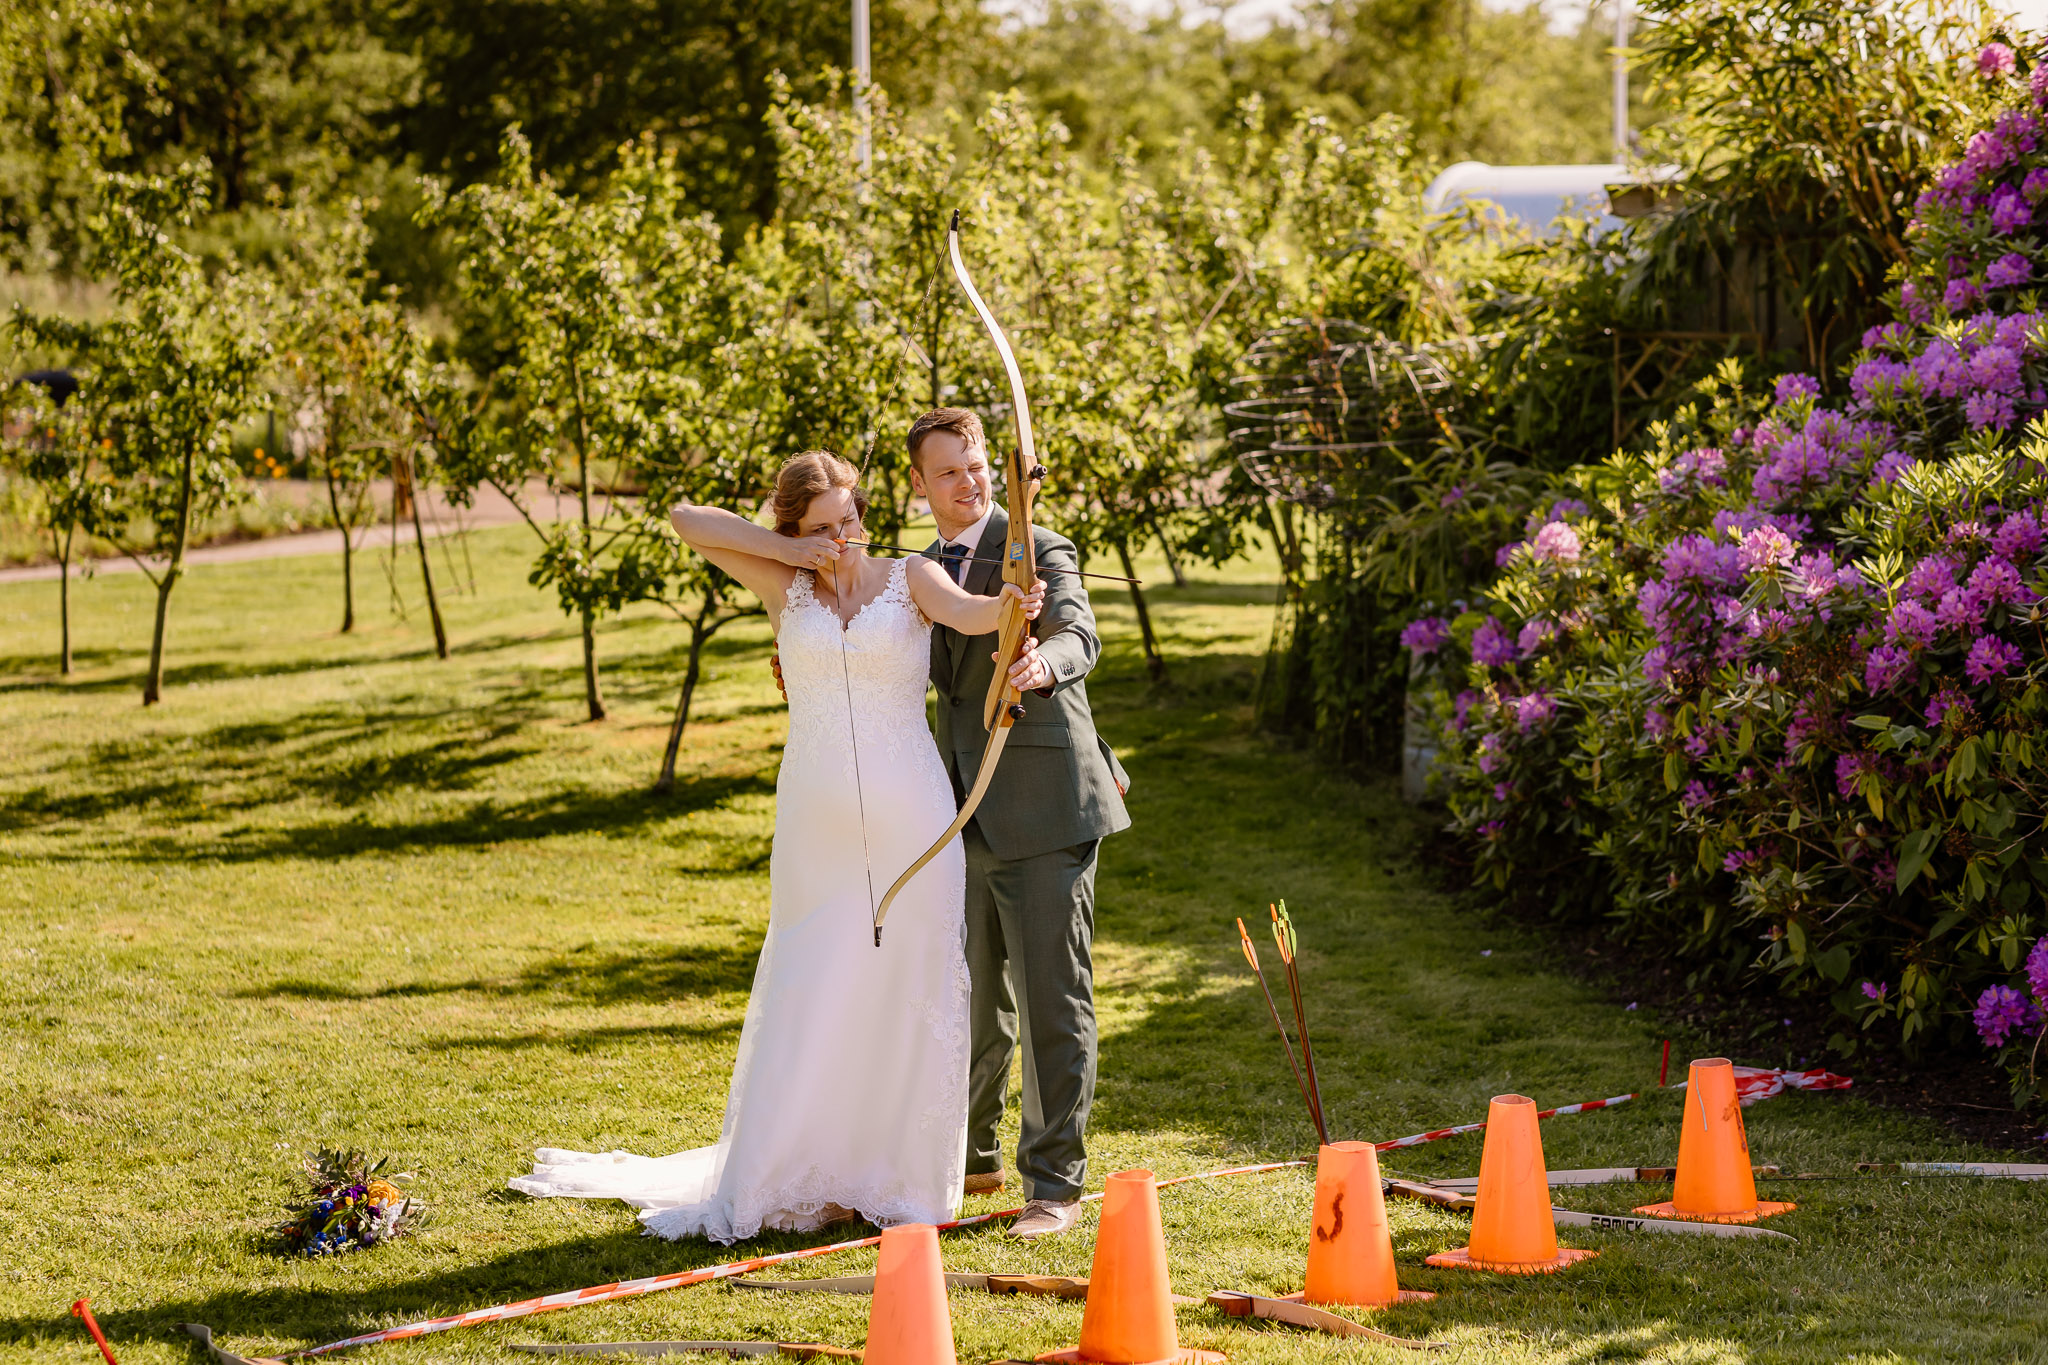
[939,541,970,583]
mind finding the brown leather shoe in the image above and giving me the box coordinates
[1009,1198,1082,1239]
[963,1170,1006,1196]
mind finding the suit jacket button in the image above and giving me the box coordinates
[950,697,960,707]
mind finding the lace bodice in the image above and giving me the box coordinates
[779,560,939,779]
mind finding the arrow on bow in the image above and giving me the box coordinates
[870,209,1046,947]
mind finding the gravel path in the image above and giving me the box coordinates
[0,480,618,585]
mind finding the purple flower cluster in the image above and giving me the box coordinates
[1746,408,1899,504]
[1973,937,2048,1050]
[1470,617,1519,668]
[1974,983,2040,1046]
[1401,615,1452,658]
[1429,67,2048,1095]
[1509,690,1556,733]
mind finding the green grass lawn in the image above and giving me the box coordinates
[3,527,2045,1364]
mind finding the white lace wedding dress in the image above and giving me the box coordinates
[510,559,970,1242]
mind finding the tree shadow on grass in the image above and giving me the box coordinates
[0,644,130,681]
[425,1018,746,1051]
[0,1224,865,1356]
[0,699,557,831]
[30,772,780,864]
[0,644,455,696]
[0,659,785,857]
[246,937,766,1008]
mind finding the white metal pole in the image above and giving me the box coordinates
[852,0,873,175]
[1612,0,1629,162]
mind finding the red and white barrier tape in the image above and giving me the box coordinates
[1374,1092,1637,1152]
[1724,1065,1851,1106]
[263,1086,1669,1359]
[288,1161,1306,1358]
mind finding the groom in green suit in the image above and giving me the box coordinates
[907,407,1131,1240]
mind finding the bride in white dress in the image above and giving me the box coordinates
[509,451,1042,1243]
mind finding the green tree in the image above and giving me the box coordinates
[0,377,118,673]
[13,162,271,703]
[423,128,724,722]
[763,75,975,537]
[1629,0,2000,373]
[386,0,990,235]
[0,0,142,271]
[273,195,405,634]
[111,0,417,212]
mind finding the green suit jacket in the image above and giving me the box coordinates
[927,507,1131,862]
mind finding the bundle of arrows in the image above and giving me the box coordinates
[1237,902,1328,1145]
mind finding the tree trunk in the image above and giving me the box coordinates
[1253,501,1295,720]
[569,358,606,722]
[1115,536,1167,683]
[1149,513,1188,588]
[143,445,196,705]
[404,448,448,659]
[325,464,355,632]
[57,521,73,675]
[655,594,721,792]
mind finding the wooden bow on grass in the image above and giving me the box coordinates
[871,209,1046,946]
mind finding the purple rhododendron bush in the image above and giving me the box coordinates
[1409,48,2048,1106]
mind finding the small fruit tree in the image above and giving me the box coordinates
[13,162,270,703]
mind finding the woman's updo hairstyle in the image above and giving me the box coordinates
[769,451,869,538]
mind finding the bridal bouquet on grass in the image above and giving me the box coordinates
[274,1149,423,1256]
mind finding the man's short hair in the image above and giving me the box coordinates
[906,407,985,470]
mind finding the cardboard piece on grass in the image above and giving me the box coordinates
[1383,1178,1794,1242]
[182,1325,285,1365]
[1206,1293,1442,1352]
[741,1273,1079,1297]
[511,1344,858,1360]
[1859,1162,2048,1180]
[737,1273,1195,1305]
[1549,1208,1796,1243]
[1425,1165,1780,1193]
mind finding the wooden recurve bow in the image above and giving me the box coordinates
[871,209,1045,946]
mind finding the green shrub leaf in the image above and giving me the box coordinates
[1896,829,1940,893]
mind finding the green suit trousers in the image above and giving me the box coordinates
[962,824,1097,1202]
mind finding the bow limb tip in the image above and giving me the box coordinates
[873,925,883,948]
[950,208,962,232]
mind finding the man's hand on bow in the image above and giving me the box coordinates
[1001,636,1054,693]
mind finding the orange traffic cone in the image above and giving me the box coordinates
[1634,1058,1797,1224]
[1425,1094,1596,1274]
[1290,1142,1433,1307]
[1038,1170,1222,1365]
[865,1224,956,1365]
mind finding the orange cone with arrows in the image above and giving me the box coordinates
[1425,1095,1596,1274]
[1292,1141,1433,1307]
[1634,1058,1797,1224]
[864,1224,956,1365]
[1038,1171,1222,1365]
